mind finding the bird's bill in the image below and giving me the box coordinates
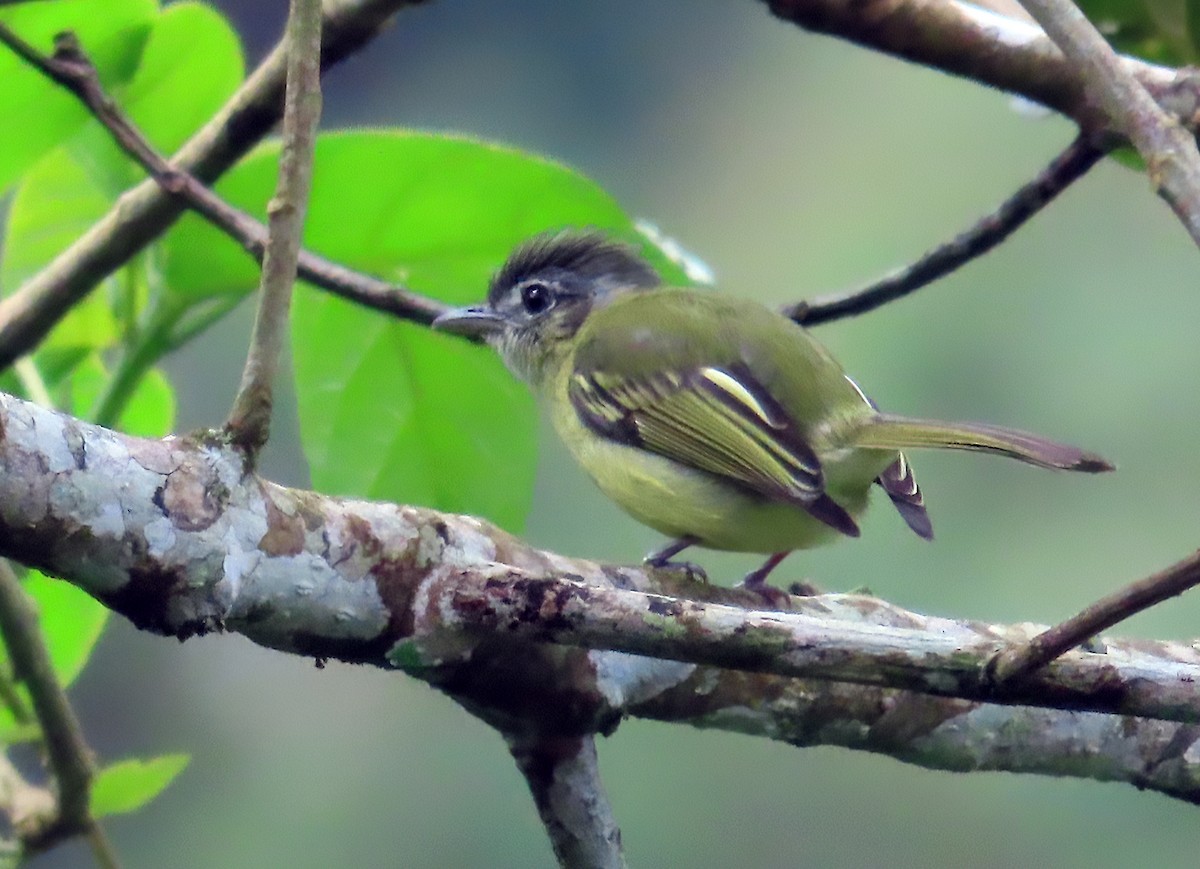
[431,305,506,336]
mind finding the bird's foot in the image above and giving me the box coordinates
[644,555,709,585]
[737,577,793,610]
[643,536,708,584]
[787,580,821,597]
[738,552,795,610]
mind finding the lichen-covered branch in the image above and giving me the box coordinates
[0,391,1197,802]
[632,672,1200,804]
[507,734,625,869]
[431,571,1200,723]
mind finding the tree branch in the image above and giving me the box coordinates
[508,734,625,869]
[0,391,1197,803]
[0,0,432,372]
[3,0,1197,370]
[0,17,448,331]
[992,549,1200,683]
[761,0,1176,132]
[226,0,323,453]
[785,134,1107,325]
[439,570,1200,724]
[0,562,115,864]
[631,669,1200,804]
[1016,0,1200,244]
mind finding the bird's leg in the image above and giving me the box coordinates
[739,552,794,609]
[643,535,707,583]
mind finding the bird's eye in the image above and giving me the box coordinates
[520,281,553,315]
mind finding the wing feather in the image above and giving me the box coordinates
[568,362,859,536]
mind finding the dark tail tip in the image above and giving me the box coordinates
[1074,452,1116,473]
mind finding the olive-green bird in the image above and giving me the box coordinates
[434,231,1112,594]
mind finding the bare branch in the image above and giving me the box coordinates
[992,549,1200,683]
[0,562,116,864]
[1016,0,1200,244]
[2,0,1196,363]
[785,134,1107,325]
[0,0,432,371]
[508,734,625,869]
[226,0,323,453]
[762,0,1176,133]
[0,18,447,330]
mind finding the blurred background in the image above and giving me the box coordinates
[36,0,1200,866]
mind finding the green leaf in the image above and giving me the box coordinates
[289,132,657,530]
[0,0,155,195]
[1,2,244,397]
[23,570,108,688]
[123,2,245,154]
[114,365,175,437]
[69,355,176,436]
[293,299,537,529]
[1076,0,1200,63]
[91,754,190,818]
[161,130,653,528]
[0,149,119,358]
[75,1,245,198]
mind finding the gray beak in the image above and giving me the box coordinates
[432,305,507,337]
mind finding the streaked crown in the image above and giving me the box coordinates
[488,231,661,307]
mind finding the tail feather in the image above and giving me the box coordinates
[876,454,934,540]
[855,413,1114,473]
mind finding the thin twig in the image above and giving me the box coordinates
[785,134,1107,325]
[0,20,446,332]
[991,549,1200,683]
[1016,0,1200,245]
[0,0,430,372]
[225,0,323,453]
[0,562,115,865]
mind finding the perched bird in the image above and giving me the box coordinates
[434,231,1112,595]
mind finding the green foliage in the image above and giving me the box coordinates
[0,0,155,195]
[0,0,227,826]
[1078,0,1200,63]
[77,1,245,199]
[163,131,667,529]
[90,754,190,818]
[0,0,685,837]
[20,571,109,690]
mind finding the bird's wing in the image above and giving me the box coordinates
[568,360,860,537]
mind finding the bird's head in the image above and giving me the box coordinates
[433,230,661,385]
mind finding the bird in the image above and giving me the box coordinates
[433,230,1113,597]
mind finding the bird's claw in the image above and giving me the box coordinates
[643,556,709,585]
[737,576,794,610]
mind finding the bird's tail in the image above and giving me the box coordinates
[854,413,1114,473]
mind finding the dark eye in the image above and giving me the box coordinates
[520,281,553,314]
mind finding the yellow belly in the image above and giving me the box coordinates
[550,389,879,553]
